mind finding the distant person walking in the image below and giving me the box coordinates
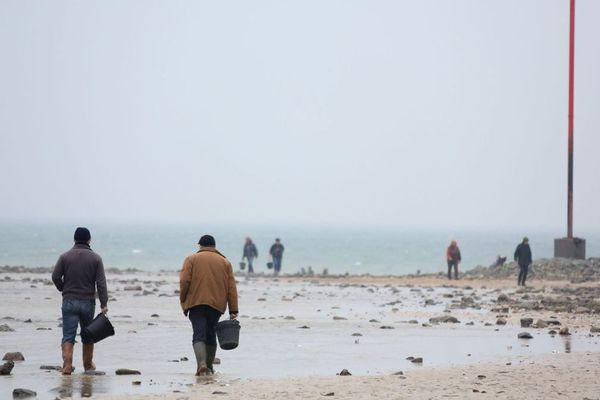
[514,237,532,286]
[242,237,258,274]
[51,227,108,375]
[179,235,239,376]
[269,238,285,276]
[446,240,461,280]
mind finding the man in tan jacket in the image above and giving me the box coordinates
[179,234,239,376]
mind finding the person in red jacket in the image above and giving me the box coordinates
[446,240,462,280]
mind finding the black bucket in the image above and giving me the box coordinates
[83,314,115,343]
[216,320,240,350]
[239,262,246,270]
[266,262,273,269]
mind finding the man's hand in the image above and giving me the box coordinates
[101,306,108,315]
[230,313,238,320]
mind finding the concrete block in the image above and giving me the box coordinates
[554,237,586,259]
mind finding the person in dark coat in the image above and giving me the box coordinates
[52,227,108,375]
[242,237,258,273]
[269,238,285,276]
[514,237,532,286]
[446,240,462,280]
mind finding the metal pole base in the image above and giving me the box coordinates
[554,237,586,259]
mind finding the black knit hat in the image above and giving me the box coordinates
[198,235,216,247]
[74,227,91,242]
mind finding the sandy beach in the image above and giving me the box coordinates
[1,265,600,399]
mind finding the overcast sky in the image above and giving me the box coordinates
[0,1,598,231]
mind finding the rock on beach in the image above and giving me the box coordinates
[3,352,24,361]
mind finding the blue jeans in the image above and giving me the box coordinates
[272,256,282,274]
[62,298,95,344]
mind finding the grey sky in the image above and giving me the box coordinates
[0,1,598,230]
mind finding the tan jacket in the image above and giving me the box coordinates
[179,248,239,314]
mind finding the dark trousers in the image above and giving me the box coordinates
[188,305,221,346]
[518,264,529,286]
[447,260,459,280]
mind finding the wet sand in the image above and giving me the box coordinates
[1,270,599,399]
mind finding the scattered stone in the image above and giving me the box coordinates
[429,315,460,324]
[0,324,15,332]
[534,319,548,328]
[2,352,24,361]
[36,327,51,330]
[151,314,159,318]
[0,360,14,375]
[84,370,106,376]
[180,357,189,361]
[338,369,351,376]
[497,294,510,303]
[284,316,296,320]
[321,392,335,396]
[559,327,570,336]
[212,391,227,395]
[298,325,310,329]
[496,318,507,325]
[518,332,533,339]
[379,325,395,329]
[548,330,557,335]
[520,318,533,328]
[12,389,37,398]
[257,298,266,302]
[411,357,423,363]
[24,319,32,323]
[40,365,62,371]
[392,371,404,375]
[369,319,380,323]
[466,321,475,326]
[477,375,486,379]
[590,326,600,333]
[351,333,362,337]
[124,286,142,291]
[115,368,141,375]
[132,381,142,385]
[332,316,346,321]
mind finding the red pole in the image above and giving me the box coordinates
[567,0,575,239]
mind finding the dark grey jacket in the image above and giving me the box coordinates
[52,243,108,307]
[514,243,532,267]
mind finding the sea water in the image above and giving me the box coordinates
[0,220,598,275]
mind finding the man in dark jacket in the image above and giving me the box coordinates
[514,237,532,286]
[52,227,108,375]
[242,237,258,274]
[446,240,461,280]
[269,238,285,276]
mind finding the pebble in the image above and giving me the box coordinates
[2,352,24,361]
[429,315,460,324]
[12,389,37,398]
[518,332,533,339]
[116,368,141,375]
[520,318,533,328]
[559,327,570,336]
[338,369,351,376]
[0,360,14,375]
[0,324,15,332]
[40,365,62,371]
[411,357,423,363]
[590,326,600,333]
[496,318,507,325]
